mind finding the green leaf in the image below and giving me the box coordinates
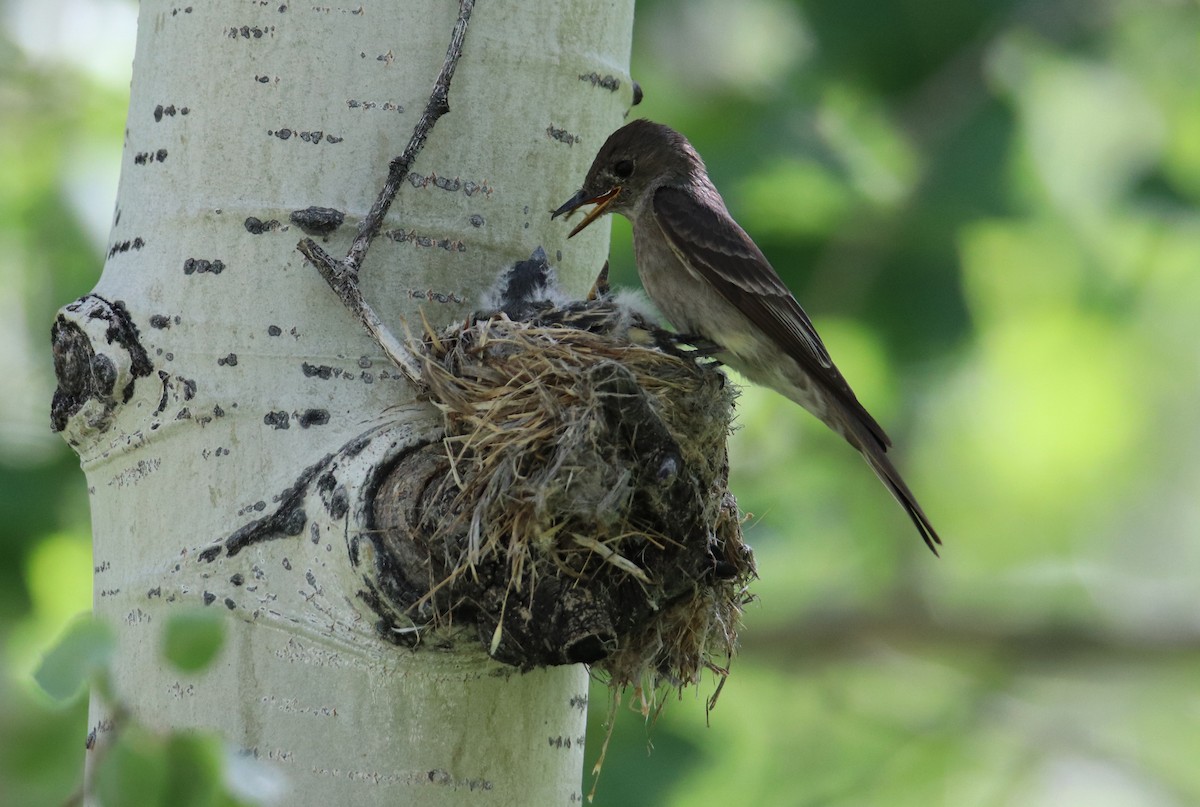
[33,616,114,703]
[94,726,169,807]
[164,733,224,807]
[162,610,227,673]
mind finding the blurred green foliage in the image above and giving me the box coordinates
[24,610,257,805]
[33,617,113,703]
[2,0,1198,804]
[162,610,227,674]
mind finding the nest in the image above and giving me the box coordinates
[370,292,755,696]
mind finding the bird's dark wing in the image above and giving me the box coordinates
[653,183,891,450]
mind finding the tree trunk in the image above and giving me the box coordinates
[53,1,634,803]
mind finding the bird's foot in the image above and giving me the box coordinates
[668,332,723,358]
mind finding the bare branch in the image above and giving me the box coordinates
[298,238,424,384]
[296,0,474,383]
[345,0,475,274]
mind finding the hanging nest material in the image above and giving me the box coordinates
[369,269,755,695]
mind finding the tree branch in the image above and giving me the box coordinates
[345,0,475,275]
[297,0,475,384]
[297,238,424,383]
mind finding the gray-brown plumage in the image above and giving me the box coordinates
[553,119,941,553]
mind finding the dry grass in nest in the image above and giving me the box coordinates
[375,297,755,701]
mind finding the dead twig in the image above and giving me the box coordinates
[298,237,424,382]
[298,0,476,384]
[345,0,475,275]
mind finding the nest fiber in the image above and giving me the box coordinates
[372,297,755,694]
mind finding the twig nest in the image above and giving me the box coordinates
[372,293,755,693]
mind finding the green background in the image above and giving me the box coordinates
[3,0,1198,804]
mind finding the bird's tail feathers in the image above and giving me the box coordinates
[850,424,941,555]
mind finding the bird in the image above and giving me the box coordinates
[552,119,941,554]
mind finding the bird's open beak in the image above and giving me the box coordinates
[551,186,621,238]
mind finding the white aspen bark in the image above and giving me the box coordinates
[56,1,635,804]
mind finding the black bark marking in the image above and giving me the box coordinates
[546,125,579,145]
[107,237,145,258]
[289,206,345,236]
[183,258,225,275]
[299,409,330,428]
[267,128,340,143]
[152,104,184,122]
[244,217,281,234]
[227,25,275,39]
[154,371,170,415]
[133,150,169,165]
[578,72,622,92]
[200,449,340,561]
[382,228,467,252]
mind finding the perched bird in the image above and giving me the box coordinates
[552,119,941,553]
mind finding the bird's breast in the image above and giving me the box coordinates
[632,220,701,331]
[631,214,760,355]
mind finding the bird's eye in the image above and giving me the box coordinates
[612,159,634,180]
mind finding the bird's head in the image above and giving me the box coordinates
[552,119,704,237]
